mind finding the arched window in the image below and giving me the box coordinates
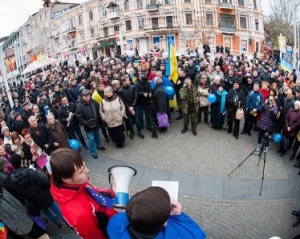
[89,11,93,21]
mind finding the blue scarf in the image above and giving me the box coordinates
[216,90,228,113]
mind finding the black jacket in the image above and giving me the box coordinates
[153,83,167,113]
[10,167,53,209]
[29,123,54,154]
[11,120,28,135]
[118,85,138,110]
[185,65,197,83]
[76,99,101,131]
[37,98,51,113]
[58,102,78,127]
[134,80,151,105]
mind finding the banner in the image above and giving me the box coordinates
[4,48,17,73]
[241,39,247,51]
[37,54,46,62]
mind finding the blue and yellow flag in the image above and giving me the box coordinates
[166,35,178,84]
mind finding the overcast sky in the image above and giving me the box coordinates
[0,0,271,39]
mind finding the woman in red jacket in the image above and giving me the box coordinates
[50,148,117,239]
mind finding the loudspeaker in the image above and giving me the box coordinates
[108,165,137,208]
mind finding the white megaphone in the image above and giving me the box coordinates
[108,165,137,208]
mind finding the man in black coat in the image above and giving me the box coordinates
[58,95,88,150]
[119,75,138,139]
[185,59,197,84]
[76,89,106,159]
[28,115,54,155]
[226,80,246,139]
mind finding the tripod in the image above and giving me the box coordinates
[227,136,268,196]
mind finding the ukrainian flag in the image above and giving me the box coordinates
[166,35,178,84]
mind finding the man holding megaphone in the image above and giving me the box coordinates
[50,148,117,239]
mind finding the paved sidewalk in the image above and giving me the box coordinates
[48,119,300,239]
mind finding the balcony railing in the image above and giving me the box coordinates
[220,26,236,33]
[219,1,233,9]
[146,4,159,11]
[67,27,76,34]
[107,11,119,19]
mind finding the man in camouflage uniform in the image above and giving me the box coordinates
[180,78,200,136]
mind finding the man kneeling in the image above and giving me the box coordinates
[107,186,206,238]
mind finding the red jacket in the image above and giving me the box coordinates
[51,181,117,239]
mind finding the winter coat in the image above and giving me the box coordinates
[107,212,206,239]
[76,98,101,132]
[58,102,78,128]
[46,120,69,149]
[185,65,197,83]
[180,85,200,113]
[118,85,138,110]
[0,187,33,235]
[284,108,300,137]
[198,86,210,107]
[257,104,278,133]
[29,123,54,155]
[68,85,80,103]
[100,95,126,128]
[210,90,228,127]
[226,88,246,122]
[153,83,167,113]
[50,181,117,239]
[10,167,53,209]
[134,80,151,105]
[246,90,264,113]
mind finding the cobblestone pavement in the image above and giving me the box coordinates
[49,118,300,239]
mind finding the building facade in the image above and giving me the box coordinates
[19,1,79,69]
[1,31,23,81]
[24,0,264,63]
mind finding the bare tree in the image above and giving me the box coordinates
[264,0,300,47]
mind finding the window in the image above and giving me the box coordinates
[238,0,245,6]
[79,31,84,41]
[89,11,93,21]
[90,28,95,38]
[206,13,213,25]
[255,42,259,53]
[150,0,156,4]
[184,0,191,3]
[152,18,158,29]
[101,7,107,17]
[124,1,130,10]
[255,19,259,31]
[78,15,82,25]
[166,16,173,27]
[220,0,232,3]
[205,0,212,3]
[186,13,193,25]
[220,14,235,27]
[240,16,247,29]
[114,25,119,31]
[165,0,172,4]
[126,20,132,30]
[63,36,68,46]
[137,0,143,7]
[103,27,108,37]
[138,18,144,29]
[253,0,257,9]
[70,18,75,28]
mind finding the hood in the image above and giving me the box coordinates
[10,168,31,186]
[50,180,88,204]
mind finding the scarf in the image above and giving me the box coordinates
[216,90,228,113]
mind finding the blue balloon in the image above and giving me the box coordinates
[273,133,282,143]
[164,86,175,96]
[207,94,216,103]
[68,139,80,150]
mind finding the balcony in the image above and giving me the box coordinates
[107,11,120,19]
[67,27,76,34]
[219,1,233,9]
[220,26,236,33]
[146,4,159,11]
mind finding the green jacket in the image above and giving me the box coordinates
[179,85,200,112]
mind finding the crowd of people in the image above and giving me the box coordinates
[0,50,299,237]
